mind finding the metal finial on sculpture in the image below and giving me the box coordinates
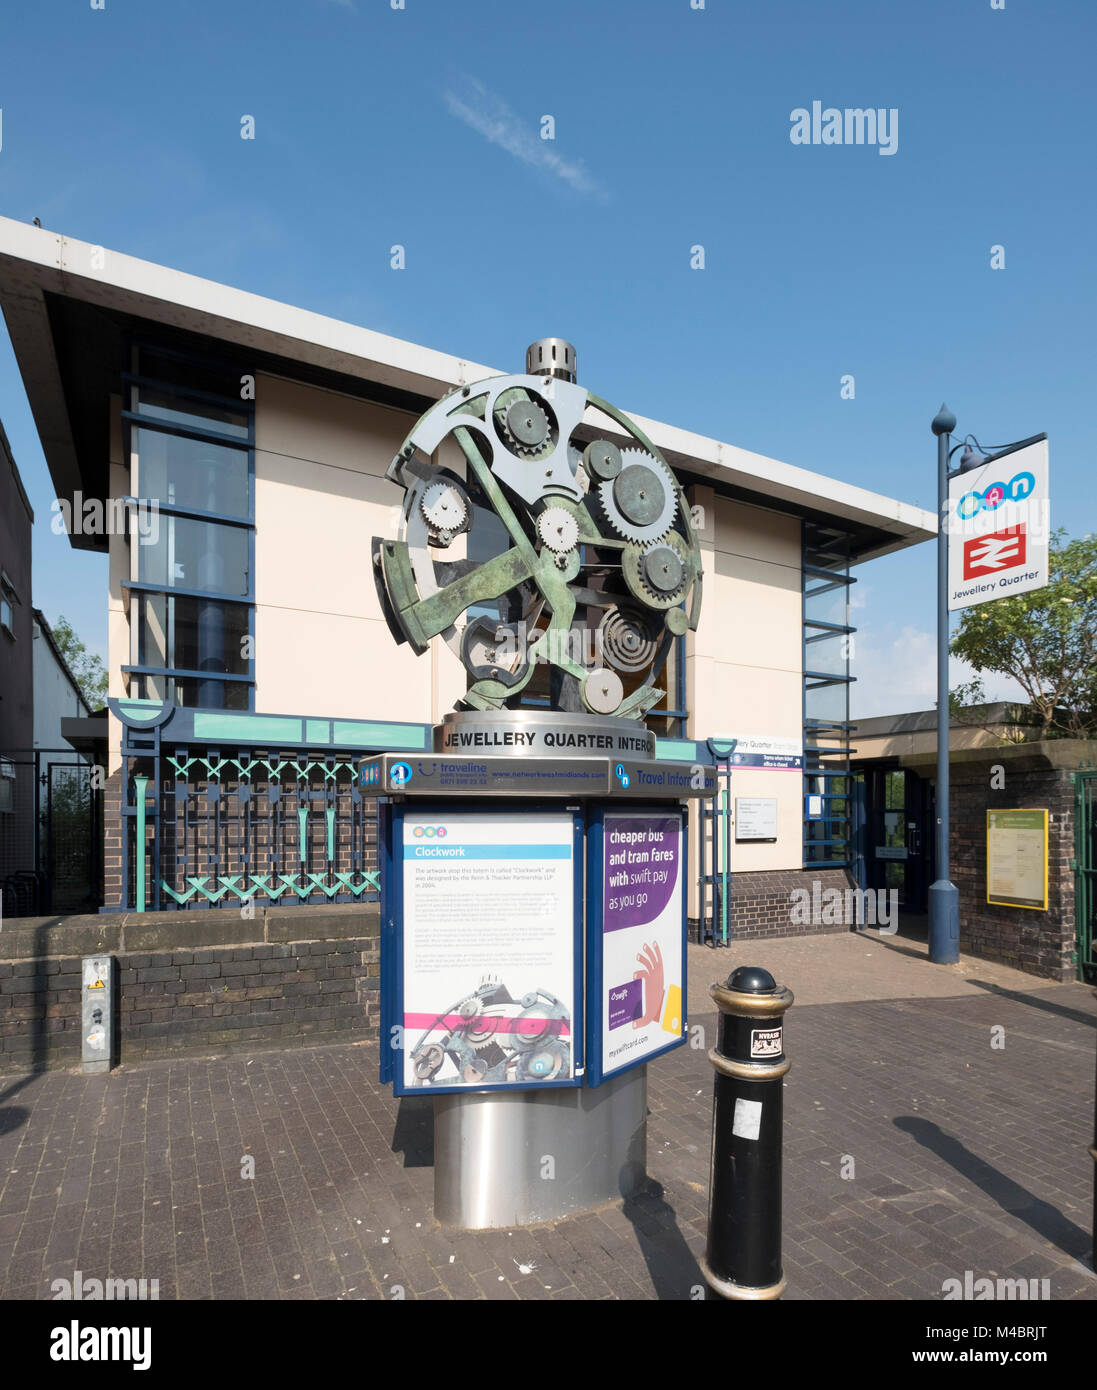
[372,341,702,720]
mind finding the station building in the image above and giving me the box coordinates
[0,217,935,933]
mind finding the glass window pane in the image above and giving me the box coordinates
[135,427,249,518]
[137,514,250,596]
[804,680,849,725]
[136,594,250,675]
[804,630,849,677]
[136,387,249,440]
[172,677,250,711]
[804,581,850,627]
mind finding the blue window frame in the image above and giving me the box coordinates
[121,343,255,712]
[802,521,856,866]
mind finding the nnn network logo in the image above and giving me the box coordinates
[955,471,1036,520]
[412,825,447,839]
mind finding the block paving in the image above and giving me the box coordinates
[0,931,1094,1301]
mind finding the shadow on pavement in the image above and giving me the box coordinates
[391,1096,434,1168]
[962,978,1097,1029]
[894,1115,1090,1261]
[622,1175,704,1300]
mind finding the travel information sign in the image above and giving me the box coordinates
[385,805,583,1096]
[986,808,1049,911]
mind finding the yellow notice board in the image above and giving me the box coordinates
[986,809,1049,910]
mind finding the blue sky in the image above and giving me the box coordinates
[1,0,1094,716]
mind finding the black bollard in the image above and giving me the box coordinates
[701,965,794,1301]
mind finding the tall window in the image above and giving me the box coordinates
[121,345,255,710]
[802,521,856,865]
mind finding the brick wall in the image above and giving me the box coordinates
[0,906,379,1073]
[693,867,856,941]
[102,766,124,909]
[950,761,1076,982]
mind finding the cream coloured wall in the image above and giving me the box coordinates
[253,373,465,721]
[686,484,805,894]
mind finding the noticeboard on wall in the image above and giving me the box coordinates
[586,806,687,1087]
[382,803,584,1096]
[986,808,1048,910]
[735,797,778,842]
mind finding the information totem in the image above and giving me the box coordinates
[362,340,710,1228]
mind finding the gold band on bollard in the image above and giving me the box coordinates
[700,1257,786,1301]
[708,1048,791,1082]
[709,982,794,1018]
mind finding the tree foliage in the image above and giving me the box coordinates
[50,616,108,712]
[949,530,1097,738]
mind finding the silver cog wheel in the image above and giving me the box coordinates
[420,479,469,534]
[500,397,551,458]
[537,506,580,555]
[596,447,677,543]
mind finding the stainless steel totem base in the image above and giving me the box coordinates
[433,1066,648,1229]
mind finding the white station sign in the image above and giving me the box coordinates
[947,437,1049,612]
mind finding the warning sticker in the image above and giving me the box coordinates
[750,1026,782,1059]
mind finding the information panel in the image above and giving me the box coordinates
[588,807,686,1086]
[735,797,778,841]
[395,807,582,1095]
[986,808,1048,910]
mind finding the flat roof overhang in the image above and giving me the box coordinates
[0,216,936,560]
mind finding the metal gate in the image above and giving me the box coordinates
[1073,770,1097,984]
[44,760,102,914]
[698,761,732,945]
[0,750,101,918]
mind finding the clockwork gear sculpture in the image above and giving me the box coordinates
[372,339,703,719]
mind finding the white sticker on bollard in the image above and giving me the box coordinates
[732,1097,763,1141]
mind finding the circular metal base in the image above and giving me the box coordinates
[433,1067,648,1229]
[700,1257,786,1301]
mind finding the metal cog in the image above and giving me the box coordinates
[498,396,551,458]
[637,543,687,601]
[420,479,469,533]
[596,447,677,543]
[537,506,580,555]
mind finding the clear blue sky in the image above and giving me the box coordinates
[1,0,1094,716]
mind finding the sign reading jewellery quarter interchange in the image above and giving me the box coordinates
[433,711,655,760]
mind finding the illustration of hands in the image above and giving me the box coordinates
[633,940,664,1029]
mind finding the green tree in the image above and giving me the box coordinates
[949,530,1097,738]
[50,616,108,711]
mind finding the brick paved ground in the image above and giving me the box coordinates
[0,928,1094,1301]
